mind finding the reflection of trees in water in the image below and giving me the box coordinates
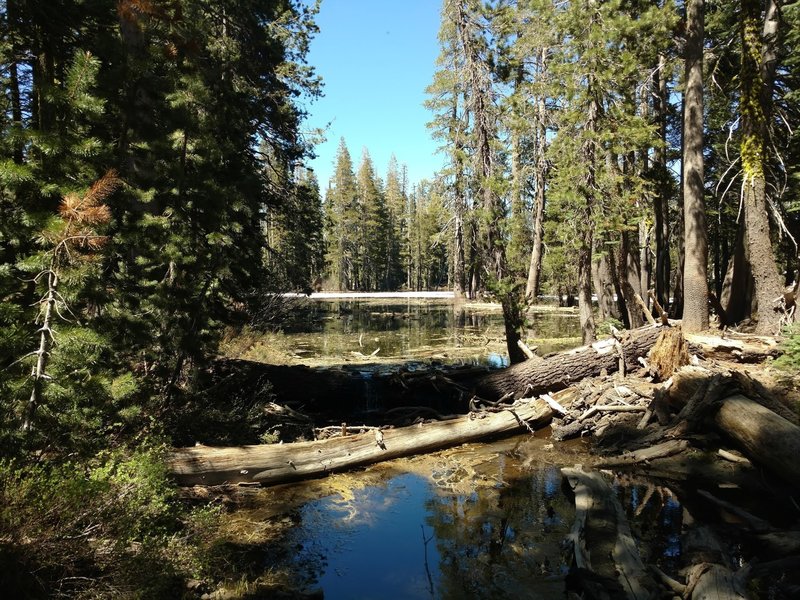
[612,474,684,575]
[425,462,685,599]
[426,462,574,599]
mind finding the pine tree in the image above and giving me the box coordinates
[739,0,786,334]
[384,155,408,290]
[324,139,359,290]
[356,149,389,291]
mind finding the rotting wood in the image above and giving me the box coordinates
[685,333,782,363]
[474,325,663,401]
[682,512,747,600]
[713,394,800,488]
[717,448,751,465]
[169,397,555,486]
[646,324,689,381]
[648,289,669,325]
[634,292,657,326]
[635,364,800,489]
[595,439,689,468]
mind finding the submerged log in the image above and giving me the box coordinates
[562,466,656,600]
[169,397,555,486]
[474,325,664,401]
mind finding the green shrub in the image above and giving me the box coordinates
[775,322,800,372]
[0,444,218,599]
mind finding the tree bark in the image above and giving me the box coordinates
[452,104,467,299]
[653,53,671,313]
[682,0,709,333]
[739,0,784,334]
[23,271,57,431]
[169,397,555,486]
[592,249,620,321]
[577,78,599,344]
[721,221,755,323]
[474,325,662,401]
[526,48,549,301]
[618,230,646,328]
[714,394,800,488]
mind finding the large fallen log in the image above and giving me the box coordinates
[665,366,800,488]
[474,325,663,401]
[684,333,782,363]
[713,394,800,487]
[168,397,555,486]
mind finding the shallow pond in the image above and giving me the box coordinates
[220,435,684,599]
[216,297,683,598]
[227,297,582,368]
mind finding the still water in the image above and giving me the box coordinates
[228,437,683,600]
[222,298,680,598]
[240,298,582,367]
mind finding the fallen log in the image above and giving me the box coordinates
[713,394,800,488]
[595,439,689,468]
[474,325,664,401]
[665,366,800,488]
[169,397,555,486]
[684,333,782,363]
[682,514,747,600]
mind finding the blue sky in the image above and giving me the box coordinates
[303,0,445,190]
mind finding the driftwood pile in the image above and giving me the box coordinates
[551,330,800,600]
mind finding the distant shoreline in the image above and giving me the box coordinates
[284,291,456,299]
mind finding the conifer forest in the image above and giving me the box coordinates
[2,1,800,598]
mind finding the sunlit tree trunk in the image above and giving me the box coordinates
[739,0,784,334]
[681,0,709,333]
[526,51,548,301]
[653,53,671,313]
[578,87,598,344]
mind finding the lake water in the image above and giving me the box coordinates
[233,297,582,368]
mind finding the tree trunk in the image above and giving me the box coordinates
[578,80,599,344]
[681,0,709,333]
[739,0,784,334]
[653,54,671,313]
[451,100,468,299]
[474,325,662,401]
[592,250,620,322]
[618,230,646,328]
[638,219,649,303]
[526,49,549,301]
[720,221,754,323]
[169,397,555,486]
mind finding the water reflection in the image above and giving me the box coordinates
[257,441,687,600]
[277,299,580,364]
[291,474,442,599]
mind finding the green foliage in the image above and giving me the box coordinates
[775,323,800,372]
[0,1,321,594]
[0,445,219,599]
